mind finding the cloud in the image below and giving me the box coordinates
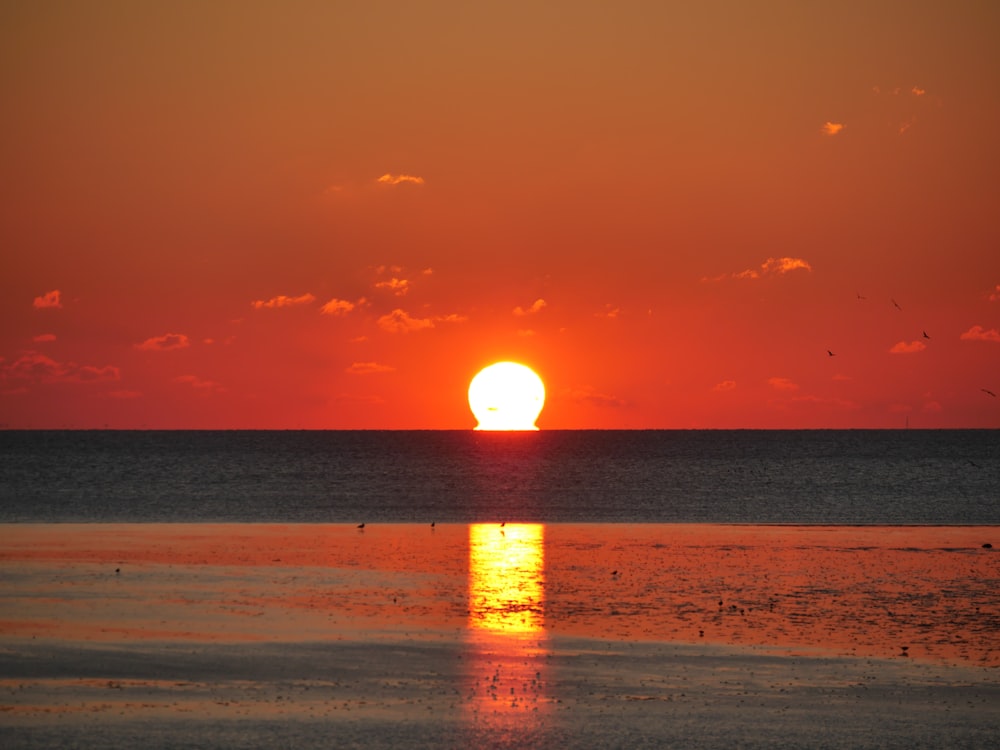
[33,333,56,343]
[763,257,812,274]
[376,173,425,186]
[251,293,316,310]
[768,377,799,391]
[436,313,468,324]
[705,256,812,282]
[108,390,143,399]
[989,285,1000,302]
[889,340,927,354]
[174,374,223,391]
[320,298,356,316]
[33,290,62,309]
[911,86,926,96]
[960,325,1000,343]
[136,333,190,352]
[377,309,434,333]
[513,298,547,316]
[1,351,119,384]
[346,361,395,375]
[596,304,621,319]
[563,386,628,408]
[375,278,410,296]
[713,380,737,392]
[822,122,844,136]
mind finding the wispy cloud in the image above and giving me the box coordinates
[346,362,395,375]
[1,351,119,384]
[705,256,812,282]
[960,325,1000,343]
[32,333,56,343]
[595,304,621,319]
[513,298,547,316]
[376,173,425,186]
[822,122,844,136]
[320,298,356,316]
[713,380,737,392]
[375,278,410,296]
[562,386,628,408]
[251,293,316,310]
[33,290,62,309]
[768,377,799,391]
[436,313,468,324]
[135,333,190,352]
[174,374,224,391]
[989,285,1000,302]
[377,309,435,333]
[911,86,926,97]
[889,340,927,354]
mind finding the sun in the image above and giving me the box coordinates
[468,362,546,431]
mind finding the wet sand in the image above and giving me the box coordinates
[1,523,998,748]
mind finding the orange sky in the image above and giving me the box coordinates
[2,1,999,429]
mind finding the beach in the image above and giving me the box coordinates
[1,524,998,748]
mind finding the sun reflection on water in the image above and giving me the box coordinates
[468,523,545,632]
[464,523,550,728]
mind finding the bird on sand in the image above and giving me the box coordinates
[357,522,365,529]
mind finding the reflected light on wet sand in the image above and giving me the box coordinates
[464,524,550,726]
[468,524,545,633]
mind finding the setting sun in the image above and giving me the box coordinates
[468,362,545,431]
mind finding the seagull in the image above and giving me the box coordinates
[356,522,365,529]
[891,298,902,311]
[430,521,435,528]
[983,388,997,398]
[922,330,931,339]
[827,350,836,357]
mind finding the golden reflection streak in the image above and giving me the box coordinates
[468,524,545,632]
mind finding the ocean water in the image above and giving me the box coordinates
[0,430,997,524]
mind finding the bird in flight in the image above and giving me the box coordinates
[983,388,997,398]
[856,292,866,300]
[922,330,931,339]
[891,298,902,311]
[827,350,836,357]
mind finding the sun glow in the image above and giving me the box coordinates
[468,362,545,431]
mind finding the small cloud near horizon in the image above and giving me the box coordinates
[376,173,425,186]
[33,333,56,343]
[562,386,628,408]
[33,290,62,309]
[705,256,812,282]
[988,285,1000,302]
[822,122,844,136]
[768,377,799,391]
[320,298,356,316]
[377,309,434,333]
[375,278,410,296]
[346,362,395,375]
[889,340,927,354]
[174,374,223,391]
[136,333,190,352]
[713,380,737,392]
[514,298,547,316]
[251,293,316,310]
[960,325,1000,343]
[2,351,119,384]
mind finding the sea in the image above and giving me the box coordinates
[1,430,997,525]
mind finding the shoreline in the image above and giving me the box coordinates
[2,523,998,747]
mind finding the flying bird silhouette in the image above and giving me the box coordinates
[891,298,902,311]
[983,388,997,398]
[827,350,836,357]
[922,330,930,339]
[856,292,866,300]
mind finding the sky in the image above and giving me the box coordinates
[2,0,999,429]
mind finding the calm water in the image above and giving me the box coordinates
[0,430,998,524]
